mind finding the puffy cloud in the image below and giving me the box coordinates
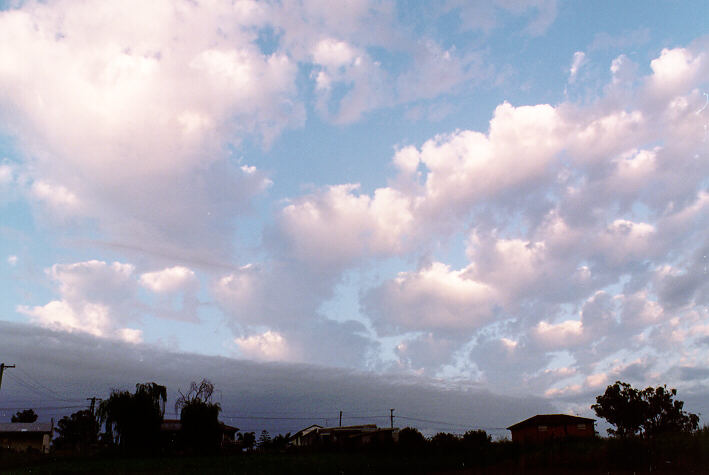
[648,47,705,98]
[16,260,141,342]
[279,184,414,266]
[365,262,498,334]
[235,330,292,361]
[0,0,294,261]
[533,320,584,349]
[140,266,197,293]
[17,259,203,340]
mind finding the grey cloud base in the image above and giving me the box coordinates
[0,321,552,436]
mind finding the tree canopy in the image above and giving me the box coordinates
[54,409,99,453]
[175,379,222,452]
[11,409,38,423]
[97,382,167,452]
[592,381,699,437]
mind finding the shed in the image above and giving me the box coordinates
[507,414,595,444]
[0,422,53,454]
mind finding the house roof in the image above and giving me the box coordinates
[290,424,322,440]
[507,414,595,430]
[0,422,53,433]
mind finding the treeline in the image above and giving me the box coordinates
[50,379,228,455]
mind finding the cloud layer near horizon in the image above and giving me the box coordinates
[0,0,708,420]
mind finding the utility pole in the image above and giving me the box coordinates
[86,397,102,416]
[0,363,15,393]
[390,408,395,429]
[339,411,342,427]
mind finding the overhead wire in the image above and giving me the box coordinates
[3,371,83,403]
[14,367,82,402]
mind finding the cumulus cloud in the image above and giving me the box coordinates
[365,262,498,334]
[0,0,290,262]
[139,266,197,293]
[273,41,709,396]
[17,259,203,340]
[16,260,141,342]
[235,330,292,361]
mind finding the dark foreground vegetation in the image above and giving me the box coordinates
[1,380,706,473]
[2,429,709,474]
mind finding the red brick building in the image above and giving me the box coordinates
[507,414,595,444]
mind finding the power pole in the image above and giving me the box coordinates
[0,363,15,393]
[339,411,342,427]
[390,408,395,429]
[86,397,102,416]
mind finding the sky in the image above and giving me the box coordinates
[0,0,708,434]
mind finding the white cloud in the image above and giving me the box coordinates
[16,260,138,339]
[235,330,292,361]
[7,255,17,266]
[365,262,498,333]
[140,266,197,293]
[0,0,297,260]
[648,47,704,98]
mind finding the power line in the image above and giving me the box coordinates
[0,405,85,411]
[396,414,506,431]
[3,372,83,403]
[15,367,81,402]
[0,363,15,393]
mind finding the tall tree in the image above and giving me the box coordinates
[97,382,167,452]
[592,381,699,437]
[257,429,272,449]
[641,385,699,436]
[54,409,99,453]
[11,409,38,423]
[175,379,222,452]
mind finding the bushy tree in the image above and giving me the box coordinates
[238,431,256,451]
[11,409,38,423]
[592,381,699,438]
[641,385,699,436]
[257,429,272,449]
[97,382,167,452]
[271,432,291,451]
[54,410,99,453]
[462,429,491,448]
[175,379,222,452]
[430,432,460,450]
[398,427,426,451]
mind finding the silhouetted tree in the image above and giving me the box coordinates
[398,427,426,451]
[641,385,699,436]
[238,431,256,451]
[592,381,699,437]
[175,379,222,453]
[431,432,460,450]
[97,382,167,452]
[258,429,272,449]
[54,409,99,453]
[462,429,491,448]
[11,409,38,423]
[271,432,290,451]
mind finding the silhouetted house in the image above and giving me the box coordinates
[289,424,399,448]
[507,414,595,443]
[159,419,239,449]
[289,424,322,447]
[220,423,239,448]
[0,422,53,454]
